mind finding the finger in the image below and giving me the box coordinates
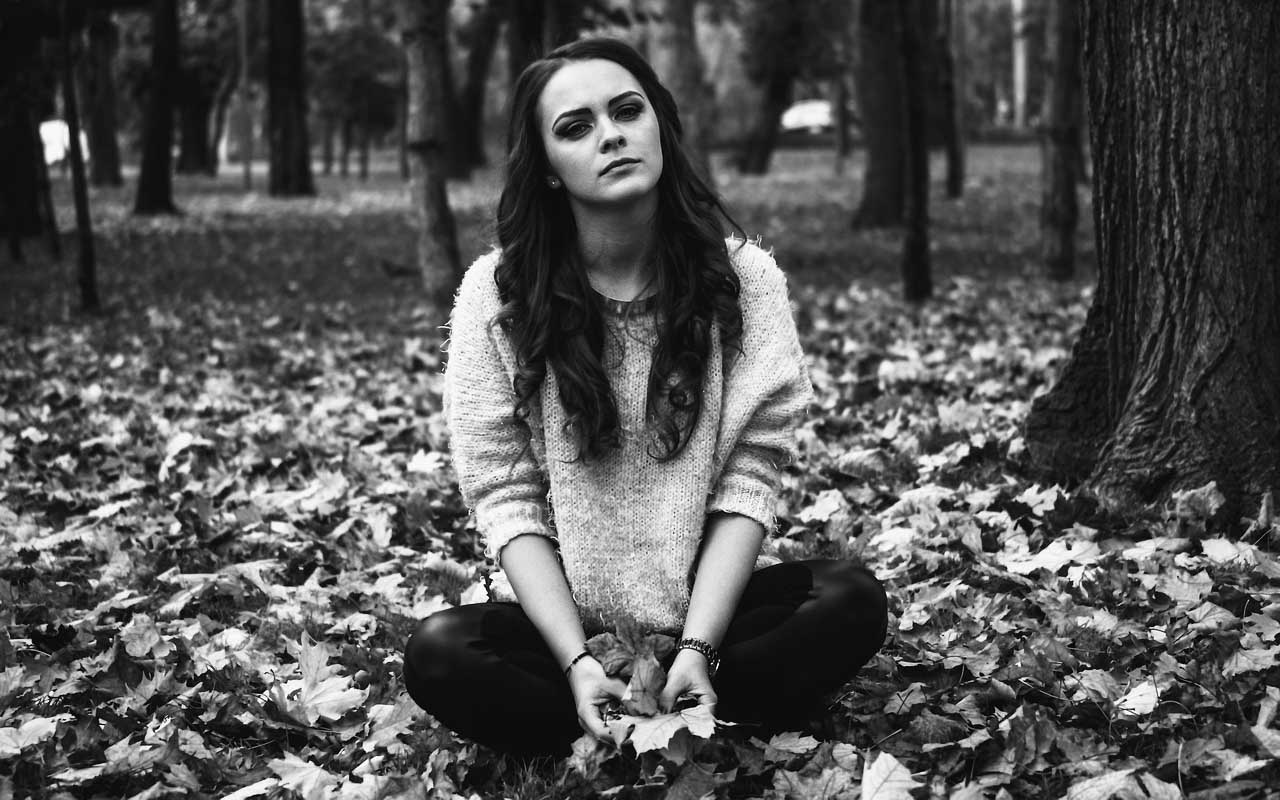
[605,679,628,698]
[579,705,610,740]
[659,684,680,714]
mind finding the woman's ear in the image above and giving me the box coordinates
[546,176,562,189]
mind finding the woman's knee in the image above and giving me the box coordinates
[404,608,476,685]
[810,559,889,637]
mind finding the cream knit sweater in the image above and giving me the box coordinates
[443,239,813,633]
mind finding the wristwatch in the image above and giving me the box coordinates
[676,637,721,678]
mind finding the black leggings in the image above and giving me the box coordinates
[402,559,888,758]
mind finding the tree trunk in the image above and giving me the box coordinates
[1011,0,1028,128]
[266,0,315,196]
[60,0,99,313]
[939,0,965,198]
[135,0,179,215]
[900,0,932,302]
[0,6,50,260]
[340,117,352,177]
[735,71,791,175]
[359,116,371,180]
[506,0,544,85]
[543,0,583,50]
[648,0,714,182]
[176,94,215,174]
[1025,1,1280,518]
[852,0,906,227]
[209,71,236,175]
[1040,0,1081,281]
[397,0,462,304]
[322,116,335,175]
[82,10,124,188]
[458,0,502,169]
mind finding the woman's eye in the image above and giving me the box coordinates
[560,122,589,138]
[616,104,642,121]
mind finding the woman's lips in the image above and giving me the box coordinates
[601,158,641,176]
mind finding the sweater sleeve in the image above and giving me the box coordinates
[444,251,557,561]
[708,241,814,530]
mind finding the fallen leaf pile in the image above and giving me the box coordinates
[3,254,1279,798]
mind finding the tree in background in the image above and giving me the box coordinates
[81,9,125,186]
[396,0,461,302]
[851,0,905,227]
[1039,0,1081,280]
[899,0,931,302]
[735,0,845,175]
[175,0,238,176]
[134,0,180,214]
[455,0,504,170]
[267,0,315,196]
[1025,2,1280,517]
[310,14,401,178]
[938,0,965,198]
[646,0,714,181]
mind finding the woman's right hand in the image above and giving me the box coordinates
[566,656,628,742]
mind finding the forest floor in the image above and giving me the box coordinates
[2,145,1277,799]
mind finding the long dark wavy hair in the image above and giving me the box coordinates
[492,37,745,462]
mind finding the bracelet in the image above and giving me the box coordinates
[563,649,593,675]
[676,637,721,677]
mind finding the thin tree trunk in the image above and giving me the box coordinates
[900,0,932,302]
[322,116,335,175]
[939,0,965,197]
[1025,1,1280,517]
[340,117,352,177]
[135,0,179,215]
[648,0,714,182]
[459,0,502,169]
[60,0,99,313]
[397,0,462,304]
[34,108,62,260]
[735,71,791,175]
[83,10,123,187]
[506,0,544,85]
[833,75,851,176]
[853,0,905,227]
[266,0,315,196]
[359,115,371,180]
[1011,0,1028,128]
[176,95,215,174]
[397,78,409,179]
[1040,0,1081,281]
[209,70,236,175]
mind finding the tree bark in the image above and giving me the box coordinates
[900,0,932,302]
[506,0,544,85]
[852,0,906,227]
[0,5,52,260]
[340,117,352,177]
[648,0,714,182]
[1011,0,1028,128]
[82,9,124,187]
[939,0,965,198]
[397,0,462,304]
[266,0,315,196]
[1040,0,1081,281]
[458,0,503,169]
[209,71,236,175]
[134,0,179,214]
[322,116,335,175]
[1025,1,1280,518]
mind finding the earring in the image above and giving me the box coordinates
[547,177,561,188]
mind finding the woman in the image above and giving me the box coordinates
[403,37,887,759]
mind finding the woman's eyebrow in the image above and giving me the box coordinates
[552,91,644,128]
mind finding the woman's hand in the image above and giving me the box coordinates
[566,656,628,741]
[659,648,717,718]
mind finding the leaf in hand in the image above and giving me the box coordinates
[622,705,716,753]
[622,654,665,716]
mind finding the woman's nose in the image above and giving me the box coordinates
[598,121,626,152]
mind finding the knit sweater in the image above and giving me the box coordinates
[443,239,813,633]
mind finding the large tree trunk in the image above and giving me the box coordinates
[134,0,179,215]
[1040,0,1082,281]
[852,0,906,227]
[0,6,51,261]
[1025,2,1280,518]
[266,0,315,196]
[648,0,714,182]
[506,0,544,85]
[458,0,503,169]
[900,0,932,302]
[397,0,462,304]
[939,0,965,198]
[82,10,124,188]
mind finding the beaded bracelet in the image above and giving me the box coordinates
[563,649,593,675]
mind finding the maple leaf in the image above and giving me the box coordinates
[119,614,175,659]
[860,752,920,800]
[621,654,665,716]
[270,633,368,724]
[0,714,74,757]
[1114,680,1158,718]
[622,705,716,753]
[1064,769,1136,800]
[758,731,820,761]
[269,752,340,800]
[363,697,421,754]
[773,766,854,800]
[1222,643,1280,678]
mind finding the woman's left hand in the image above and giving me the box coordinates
[660,648,718,717]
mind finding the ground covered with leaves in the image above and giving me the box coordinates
[2,148,1278,799]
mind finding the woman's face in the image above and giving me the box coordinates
[536,59,664,210]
